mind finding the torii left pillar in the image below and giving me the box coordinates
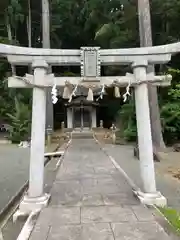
[14,59,50,218]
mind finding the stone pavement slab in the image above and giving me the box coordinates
[29,139,172,240]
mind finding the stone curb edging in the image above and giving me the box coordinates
[17,210,40,240]
[0,143,60,226]
[56,139,72,168]
[0,180,28,226]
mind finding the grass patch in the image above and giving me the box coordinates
[158,207,180,234]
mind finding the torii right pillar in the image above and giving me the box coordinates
[132,60,167,207]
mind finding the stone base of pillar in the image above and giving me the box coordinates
[134,191,167,207]
[13,193,50,221]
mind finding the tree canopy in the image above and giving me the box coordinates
[0,0,180,48]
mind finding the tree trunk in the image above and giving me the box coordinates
[137,0,165,150]
[27,0,32,74]
[42,0,54,135]
[6,16,16,75]
[27,0,32,48]
[42,0,50,48]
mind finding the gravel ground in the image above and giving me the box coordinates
[0,144,30,213]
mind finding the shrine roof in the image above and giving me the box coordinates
[64,96,99,107]
[58,86,102,97]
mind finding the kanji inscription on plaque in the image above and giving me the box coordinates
[80,47,100,81]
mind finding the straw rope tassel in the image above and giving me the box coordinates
[63,84,71,99]
[114,86,120,98]
[87,87,94,101]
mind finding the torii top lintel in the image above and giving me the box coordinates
[0,42,180,66]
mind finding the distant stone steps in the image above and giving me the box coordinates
[115,137,126,145]
[72,130,94,139]
[115,132,127,145]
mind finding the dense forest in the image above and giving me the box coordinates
[0,0,180,145]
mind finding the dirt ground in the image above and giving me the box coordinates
[156,150,180,181]
[94,128,180,184]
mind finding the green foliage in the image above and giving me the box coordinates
[159,207,180,234]
[94,1,138,48]
[6,98,31,143]
[0,37,10,44]
[117,97,137,142]
[0,77,15,121]
[117,68,180,144]
[161,103,180,142]
[160,68,180,144]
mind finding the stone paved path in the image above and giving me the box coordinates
[30,139,171,240]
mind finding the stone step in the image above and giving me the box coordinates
[115,136,127,145]
[72,131,94,139]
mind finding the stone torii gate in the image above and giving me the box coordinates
[1,42,179,216]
